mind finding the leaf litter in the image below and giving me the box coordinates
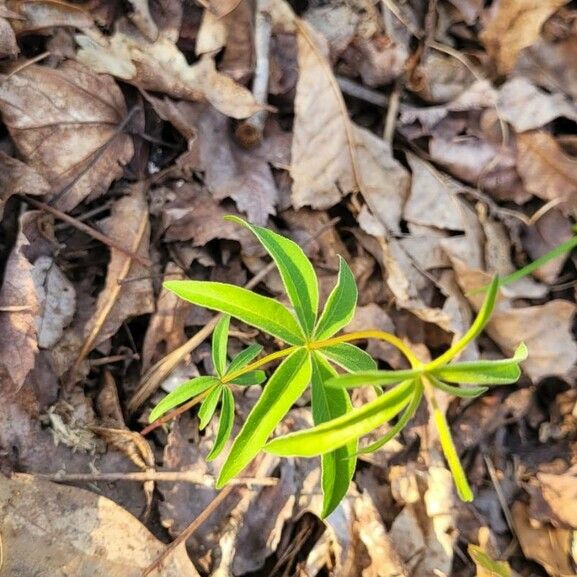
[1,0,577,576]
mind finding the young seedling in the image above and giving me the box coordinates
[149,217,526,516]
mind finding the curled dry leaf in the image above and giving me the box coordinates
[0,61,133,212]
[74,184,154,373]
[0,212,40,394]
[126,0,158,41]
[481,0,569,74]
[0,9,18,57]
[76,28,264,119]
[0,152,50,218]
[6,0,96,35]
[536,471,577,529]
[517,131,577,210]
[0,475,200,577]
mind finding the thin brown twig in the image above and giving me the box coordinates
[141,485,236,577]
[337,76,388,107]
[30,471,277,487]
[21,196,152,267]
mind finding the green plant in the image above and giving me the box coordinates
[149,217,526,517]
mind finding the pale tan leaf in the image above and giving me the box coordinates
[0,15,18,57]
[290,19,409,230]
[7,0,96,35]
[481,0,569,74]
[537,472,577,529]
[517,131,577,209]
[76,29,264,119]
[0,61,133,212]
[31,256,76,349]
[196,8,227,55]
[0,475,200,577]
[498,78,577,132]
[126,0,158,41]
[74,184,154,372]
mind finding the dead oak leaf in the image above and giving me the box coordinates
[0,475,200,577]
[0,60,133,212]
[481,0,569,74]
[76,28,264,119]
[517,131,577,211]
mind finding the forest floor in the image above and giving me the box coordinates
[1,1,577,576]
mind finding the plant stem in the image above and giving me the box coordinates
[143,329,418,434]
[310,330,421,367]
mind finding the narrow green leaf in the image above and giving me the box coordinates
[311,352,356,518]
[427,275,500,369]
[265,379,414,457]
[198,385,223,430]
[216,348,312,487]
[326,367,422,388]
[230,370,267,386]
[431,343,527,385]
[164,281,305,345]
[320,343,377,373]
[226,216,319,335]
[468,544,511,577]
[207,387,235,461]
[148,376,219,423]
[433,407,474,502]
[227,344,263,373]
[358,381,423,454]
[429,376,488,398]
[314,256,357,340]
[212,315,230,377]
[469,234,577,295]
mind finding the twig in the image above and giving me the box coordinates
[235,0,272,148]
[30,471,277,487]
[21,196,152,267]
[141,485,236,577]
[128,217,341,413]
[89,353,140,366]
[383,80,401,143]
[337,76,388,107]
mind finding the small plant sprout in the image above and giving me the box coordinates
[149,217,527,517]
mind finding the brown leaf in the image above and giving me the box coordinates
[0,212,40,395]
[74,184,154,372]
[76,28,264,119]
[517,131,577,209]
[498,77,577,132]
[289,16,409,228]
[0,152,50,218]
[481,0,569,74]
[536,471,577,529]
[126,0,158,40]
[0,475,200,577]
[512,501,575,577]
[0,61,134,212]
[0,13,18,57]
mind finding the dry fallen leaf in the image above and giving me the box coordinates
[512,501,576,577]
[536,471,577,529]
[0,152,50,218]
[31,256,76,349]
[74,183,154,373]
[0,211,42,395]
[497,77,577,132]
[0,474,200,577]
[481,0,569,73]
[0,61,134,212]
[76,27,264,119]
[517,131,577,210]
